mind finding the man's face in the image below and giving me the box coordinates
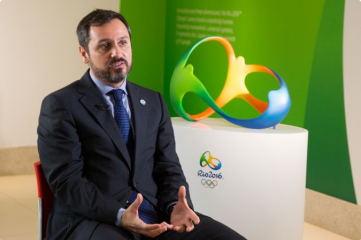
[80,19,132,87]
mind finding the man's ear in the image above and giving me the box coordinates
[79,46,89,64]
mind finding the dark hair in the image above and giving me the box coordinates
[76,9,131,52]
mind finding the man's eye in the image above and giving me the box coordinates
[100,43,109,50]
[120,41,127,46]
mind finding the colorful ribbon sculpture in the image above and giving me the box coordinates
[170,36,291,129]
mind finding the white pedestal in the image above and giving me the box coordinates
[172,117,308,240]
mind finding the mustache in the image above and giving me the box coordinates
[109,58,128,67]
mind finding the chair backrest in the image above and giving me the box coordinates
[34,161,54,240]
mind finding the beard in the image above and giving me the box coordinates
[88,57,132,84]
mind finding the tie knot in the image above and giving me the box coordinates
[108,89,124,102]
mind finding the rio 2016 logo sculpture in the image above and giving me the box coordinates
[170,36,291,129]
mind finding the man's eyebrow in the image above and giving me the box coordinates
[96,36,130,44]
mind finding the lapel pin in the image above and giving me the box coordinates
[140,99,146,105]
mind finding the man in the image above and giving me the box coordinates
[38,9,246,240]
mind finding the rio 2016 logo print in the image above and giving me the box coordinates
[200,151,222,170]
[170,36,291,129]
[198,151,223,189]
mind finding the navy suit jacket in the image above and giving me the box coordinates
[37,70,192,239]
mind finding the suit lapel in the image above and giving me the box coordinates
[127,82,148,178]
[77,71,132,170]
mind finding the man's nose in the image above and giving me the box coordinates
[110,46,123,58]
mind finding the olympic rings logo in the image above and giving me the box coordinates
[201,179,218,188]
[200,151,222,170]
[170,36,291,129]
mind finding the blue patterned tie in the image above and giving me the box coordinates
[108,89,158,224]
[108,89,133,151]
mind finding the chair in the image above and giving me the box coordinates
[34,161,54,240]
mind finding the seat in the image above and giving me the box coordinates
[34,161,54,240]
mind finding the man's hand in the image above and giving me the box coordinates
[121,193,171,238]
[170,186,200,233]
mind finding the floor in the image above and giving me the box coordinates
[0,175,352,240]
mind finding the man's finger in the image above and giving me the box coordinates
[143,223,166,230]
[178,186,187,204]
[129,193,143,211]
[159,221,175,230]
[191,214,200,225]
[184,218,196,232]
[138,223,168,237]
[186,225,194,232]
[173,225,185,233]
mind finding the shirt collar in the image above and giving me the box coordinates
[89,70,128,96]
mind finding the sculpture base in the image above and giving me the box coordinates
[172,117,308,240]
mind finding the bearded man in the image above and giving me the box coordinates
[37,9,246,240]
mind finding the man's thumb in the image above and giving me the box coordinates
[178,186,187,204]
[130,193,143,210]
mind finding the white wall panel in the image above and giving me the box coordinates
[343,0,361,205]
[0,0,119,147]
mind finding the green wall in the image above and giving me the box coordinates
[304,0,356,203]
[121,0,166,92]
